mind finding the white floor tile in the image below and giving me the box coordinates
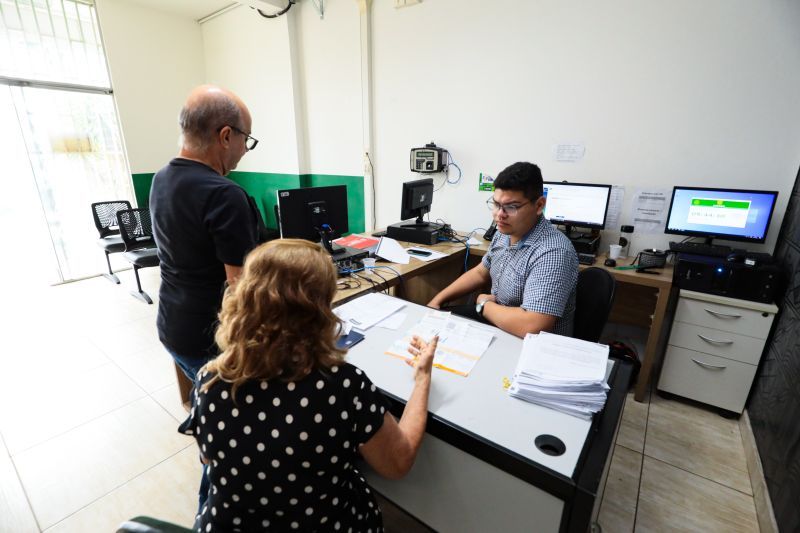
[14,397,194,529]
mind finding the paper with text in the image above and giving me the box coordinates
[385,312,495,376]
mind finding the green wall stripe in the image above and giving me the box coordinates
[228,171,302,228]
[129,170,365,234]
[131,173,154,207]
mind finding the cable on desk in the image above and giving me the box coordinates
[353,272,378,292]
[368,268,390,294]
[371,265,404,294]
[336,277,362,291]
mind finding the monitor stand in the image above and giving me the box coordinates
[386,216,442,246]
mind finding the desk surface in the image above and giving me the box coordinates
[344,294,613,478]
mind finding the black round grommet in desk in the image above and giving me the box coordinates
[535,434,566,456]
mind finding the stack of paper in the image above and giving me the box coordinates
[508,332,610,419]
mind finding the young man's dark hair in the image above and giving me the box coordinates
[493,162,544,201]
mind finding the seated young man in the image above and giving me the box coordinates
[428,162,578,338]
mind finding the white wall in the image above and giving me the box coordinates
[369,0,800,252]
[201,6,301,174]
[96,0,205,173]
[143,0,800,253]
[295,0,363,176]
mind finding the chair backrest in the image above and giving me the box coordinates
[116,208,156,252]
[573,267,616,343]
[91,200,132,238]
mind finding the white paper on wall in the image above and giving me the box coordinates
[605,186,625,231]
[552,143,586,162]
[628,188,670,234]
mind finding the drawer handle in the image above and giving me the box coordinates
[691,358,727,370]
[704,308,742,319]
[697,334,734,345]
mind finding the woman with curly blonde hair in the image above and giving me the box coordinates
[180,239,437,532]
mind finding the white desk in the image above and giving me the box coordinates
[344,295,631,533]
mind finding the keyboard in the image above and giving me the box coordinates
[668,241,733,258]
[577,253,596,265]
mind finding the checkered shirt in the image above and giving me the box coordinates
[481,216,578,336]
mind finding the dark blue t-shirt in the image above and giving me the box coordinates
[149,158,258,359]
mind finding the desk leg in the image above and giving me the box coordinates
[634,286,670,402]
[175,362,193,411]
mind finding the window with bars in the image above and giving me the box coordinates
[0,0,110,88]
[0,0,134,283]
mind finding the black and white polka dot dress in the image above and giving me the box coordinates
[180,363,388,532]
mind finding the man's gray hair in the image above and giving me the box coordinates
[179,93,243,150]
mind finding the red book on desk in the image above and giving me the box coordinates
[333,235,380,250]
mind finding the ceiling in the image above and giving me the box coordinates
[118,0,238,21]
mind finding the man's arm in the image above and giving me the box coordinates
[478,295,557,338]
[427,263,491,309]
[224,264,243,287]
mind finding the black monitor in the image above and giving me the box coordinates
[276,185,349,254]
[400,178,434,224]
[664,186,778,244]
[542,182,612,232]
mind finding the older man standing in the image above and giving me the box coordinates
[150,85,261,387]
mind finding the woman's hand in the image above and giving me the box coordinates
[407,335,438,383]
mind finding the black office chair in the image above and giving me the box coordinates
[116,208,160,304]
[573,267,616,342]
[116,516,192,533]
[91,200,132,284]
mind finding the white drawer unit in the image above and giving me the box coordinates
[658,290,778,413]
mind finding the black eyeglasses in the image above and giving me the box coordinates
[224,124,259,151]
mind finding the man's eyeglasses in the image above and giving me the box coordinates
[225,125,259,151]
[486,198,530,216]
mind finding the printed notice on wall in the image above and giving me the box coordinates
[552,143,586,163]
[605,186,625,232]
[629,188,669,234]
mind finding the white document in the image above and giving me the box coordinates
[375,237,410,264]
[552,142,586,162]
[605,185,625,232]
[516,332,608,382]
[385,312,494,377]
[334,293,406,331]
[375,311,407,330]
[406,246,447,262]
[466,236,482,246]
[629,188,670,234]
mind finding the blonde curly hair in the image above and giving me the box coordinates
[203,239,345,399]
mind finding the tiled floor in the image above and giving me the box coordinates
[597,325,761,532]
[0,270,763,532]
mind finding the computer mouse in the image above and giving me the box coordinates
[726,252,746,263]
[604,258,617,267]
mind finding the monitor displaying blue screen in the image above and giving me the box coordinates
[664,186,778,243]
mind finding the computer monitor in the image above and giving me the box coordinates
[542,182,612,231]
[400,178,434,223]
[276,185,349,254]
[664,186,778,244]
